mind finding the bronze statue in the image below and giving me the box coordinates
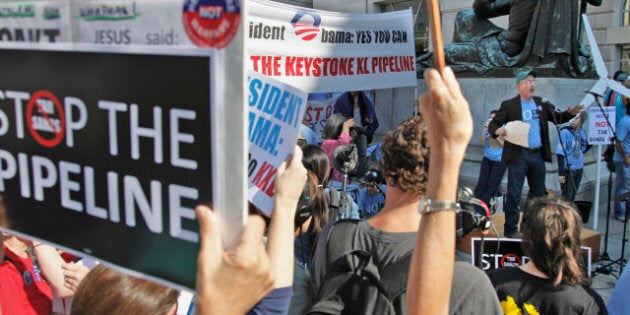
[417,0,602,76]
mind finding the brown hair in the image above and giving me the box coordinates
[520,197,588,287]
[71,265,179,315]
[380,116,430,193]
[300,145,330,245]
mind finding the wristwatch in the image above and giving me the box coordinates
[418,198,460,214]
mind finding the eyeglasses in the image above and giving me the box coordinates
[523,79,536,85]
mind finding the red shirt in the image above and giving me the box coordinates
[0,245,52,315]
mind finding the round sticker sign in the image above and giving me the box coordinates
[182,0,241,49]
[26,90,65,148]
[500,253,522,268]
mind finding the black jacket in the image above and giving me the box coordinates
[488,95,574,164]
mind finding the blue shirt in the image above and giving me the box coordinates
[604,89,626,126]
[614,115,630,162]
[357,185,386,218]
[555,127,587,170]
[521,98,542,148]
[483,132,503,162]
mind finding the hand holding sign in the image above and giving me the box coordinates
[267,146,308,288]
[195,206,274,315]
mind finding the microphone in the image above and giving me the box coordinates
[332,144,358,174]
[542,97,561,112]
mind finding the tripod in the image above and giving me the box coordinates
[590,93,628,278]
[595,192,629,278]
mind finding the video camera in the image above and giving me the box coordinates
[456,187,491,241]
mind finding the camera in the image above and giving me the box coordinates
[456,187,491,240]
[349,126,367,136]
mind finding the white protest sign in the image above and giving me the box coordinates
[588,106,615,145]
[247,71,307,215]
[247,0,416,92]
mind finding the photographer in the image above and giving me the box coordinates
[333,91,379,179]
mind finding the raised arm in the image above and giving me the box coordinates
[195,207,274,315]
[407,67,472,315]
[266,146,307,288]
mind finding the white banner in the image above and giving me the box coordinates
[0,1,72,45]
[247,0,417,92]
[588,106,615,145]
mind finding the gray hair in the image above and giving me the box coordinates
[322,114,347,140]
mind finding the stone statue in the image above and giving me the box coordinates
[416,0,602,76]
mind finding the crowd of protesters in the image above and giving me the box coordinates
[2,68,630,315]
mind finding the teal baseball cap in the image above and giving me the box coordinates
[618,73,628,81]
[516,70,538,84]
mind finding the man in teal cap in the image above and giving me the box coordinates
[488,69,584,238]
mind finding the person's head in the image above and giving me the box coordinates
[520,196,588,287]
[297,145,330,239]
[380,116,430,193]
[484,110,498,128]
[322,114,347,140]
[570,110,588,129]
[613,70,627,82]
[71,265,180,315]
[516,70,537,100]
[617,73,629,87]
[364,170,382,195]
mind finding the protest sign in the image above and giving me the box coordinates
[303,92,341,143]
[0,1,72,44]
[247,0,417,92]
[588,106,615,145]
[247,71,307,215]
[0,0,247,290]
[471,238,592,276]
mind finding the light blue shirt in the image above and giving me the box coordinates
[604,89,626,126]
[521,98,542,148]
[555,127,587,170]
[614,115,630,162]
[357,184,386,218]
[483,132,503,162]
[608,264,630,314]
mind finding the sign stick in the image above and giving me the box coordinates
[426,0,445,74]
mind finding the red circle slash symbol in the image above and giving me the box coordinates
[26,90,65,148]
[500,253,522,268]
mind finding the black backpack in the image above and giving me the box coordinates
[308,220,412,315]
[296,184,343,228]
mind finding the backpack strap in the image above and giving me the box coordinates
[326,184,340,211]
